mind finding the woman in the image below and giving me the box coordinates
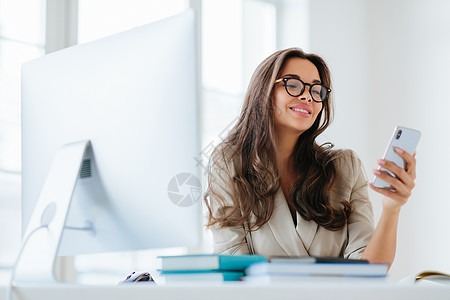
[204,48,416,266]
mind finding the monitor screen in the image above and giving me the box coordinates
[21,9,201,258]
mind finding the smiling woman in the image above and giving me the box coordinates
[204,47,417,269]
[205,48,352,237]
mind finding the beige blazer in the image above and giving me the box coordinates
[208,149,374,259]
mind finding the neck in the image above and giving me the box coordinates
[275,128,301,173]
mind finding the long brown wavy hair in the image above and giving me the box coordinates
[204,48,351,231]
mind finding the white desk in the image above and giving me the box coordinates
[2,282,450,300]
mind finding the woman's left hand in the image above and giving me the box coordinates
[369,147,417,212]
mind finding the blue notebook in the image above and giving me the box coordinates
[160,270,244,282]
[156,254,267,271]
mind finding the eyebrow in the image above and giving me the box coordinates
[283,74,321,84]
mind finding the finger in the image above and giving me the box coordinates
[378,159,416,186]
[394,147,417,177]
[368,183,403,200]
[377,159,411,184]
[380,152,416,181]
[388,178,412,198]
[372,167,414,196]
[373,165,415,195]
[369,181,411,203]
[373,160,415,197]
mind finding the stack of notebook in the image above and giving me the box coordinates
[243,256,389,283]
[156,254,267,283]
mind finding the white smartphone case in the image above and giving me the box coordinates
[372,126,421,189]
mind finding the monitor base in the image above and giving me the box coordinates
[12,140,90,284]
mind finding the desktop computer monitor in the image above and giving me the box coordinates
[18,9,201,281]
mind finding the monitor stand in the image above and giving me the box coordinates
[11,140,91,284]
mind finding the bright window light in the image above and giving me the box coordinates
[78,0,188,44]
[202,0,243,95]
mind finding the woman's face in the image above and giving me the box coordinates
[273,57,323,137]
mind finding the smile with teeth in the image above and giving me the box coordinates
[290,107,311,114]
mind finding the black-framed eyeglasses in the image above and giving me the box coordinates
[274,77,331,103]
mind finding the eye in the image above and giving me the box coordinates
[285,79,302,88]
[286,83,299,89]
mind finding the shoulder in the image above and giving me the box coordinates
[333,149,364,174]
[332,149,368,191]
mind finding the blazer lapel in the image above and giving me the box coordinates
[295,212,319,252]
[267,189,310,256]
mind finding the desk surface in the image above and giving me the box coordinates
[2,282,450,300]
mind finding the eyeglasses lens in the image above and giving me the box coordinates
[285,78,327,102]
[285,79,303,97]
[311,85,327,102]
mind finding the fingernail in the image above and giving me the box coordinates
[373,169,381,175]
[377,159,385,165]
[395,147,404,154]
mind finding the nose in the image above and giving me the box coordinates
[299,86,312,102]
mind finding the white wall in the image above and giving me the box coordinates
[308,0,450,280]
[277,0,310,51]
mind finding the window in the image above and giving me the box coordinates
[78,0,188,43]
[0,0,46,267]
[0,0,45,173]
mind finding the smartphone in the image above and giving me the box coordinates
[372,126,421,189]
